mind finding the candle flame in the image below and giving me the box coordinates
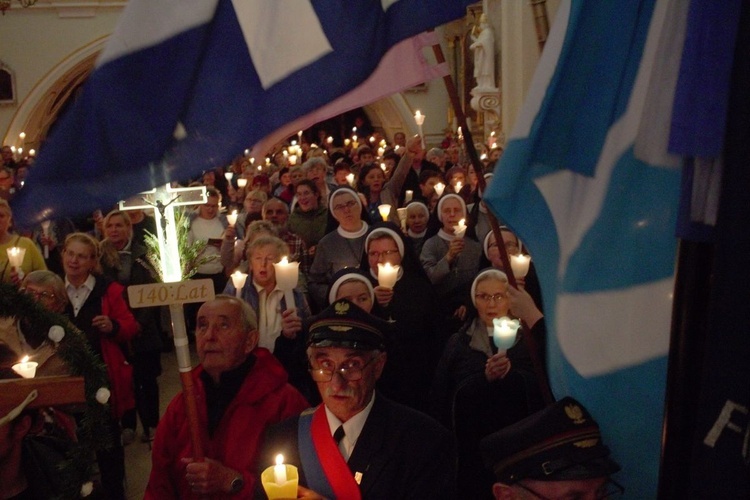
[280,256,289,265]
[21,355,29,363]
[459,219,465,227]
[275,454,284,466]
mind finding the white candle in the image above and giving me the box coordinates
[492,317,520,351]
[414,110,425,148]
[404,190,413,203]
[434,182,445,197]
[397,208,407,231]
[237,177,248,188]
[346,173,355,187]
[230,271,248,297]
[224,172,234,182]
[452,219,467,239]
[273,257,299,290]
[12,356,38,379]
[455,181,463,192]
[227,210,238,227]
[274,454,287,484]
[378,204,391,220]
[41,220,51,259]
[327,136,333,145]
[378,148,385,158]
[377,262,399,289]
[380,162,386,171]
[7,246,26,269]
[19,131,26,140]
[344,138,351,147]
[510,254,531,278]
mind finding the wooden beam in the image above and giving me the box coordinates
[0,376,85,410]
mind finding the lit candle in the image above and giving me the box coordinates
[378,147,385,157]
[455,181,463,192]
[224,171,234,182]
[378,204,391,220]
[244,149,250,156]
[28,149,35,157]
[273,257,300,311]
[434,182,445,197]
[492,317,520,351]
[380,162,386,172]
[452,219,467,239]
[41,220,51,259]
[379,139,387,148]
[298,130,303,143]
[261,453,299,499]
[369,136,375,143]
[274,454,287,484]
[227,210,238,227]
[7,247,26,277]
[404,190,413,203]
[327,136,333,145]
[288,154,297,166]
[346,173,355,187]
[282,150,288,157]
[377,262,400,289]
[237,177,248,188]
[510,254,531,279]
[414,110,425,148]
[344,138,351,147]
[19,131,26,140]
[12,356,38,379]
[230,270,248,298]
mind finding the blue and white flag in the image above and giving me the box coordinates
[483,1,687,496]
[12,0,472,226]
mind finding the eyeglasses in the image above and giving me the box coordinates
[515,478,624,500]
[367,249,399,259]
[475,292,507,303]
[20,288,56,301]
[489,241,520,252]
[309,356,378,382]
[333,200,358,212]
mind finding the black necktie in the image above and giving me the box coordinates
[333,425,345,444]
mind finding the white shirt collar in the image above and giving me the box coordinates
[65,273,96,291]
[325,391,377,461]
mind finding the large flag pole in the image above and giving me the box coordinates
[430,35,554,405]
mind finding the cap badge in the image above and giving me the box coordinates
[329,326,353,332]
[573,438,599,448]
[565,404,586,424]
[335,302,350,315]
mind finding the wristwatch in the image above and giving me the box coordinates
[229,474,244,494]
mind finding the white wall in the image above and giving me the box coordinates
[0,3,123,145]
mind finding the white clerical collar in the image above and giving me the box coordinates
[437,228,455,242]
[407,228,427,238]
[337,221,369,239]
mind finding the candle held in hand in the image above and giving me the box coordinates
[274,454,286,484]
[492,317,520,351]
[377,262,400,289]
[378,204,391,220]
[227,210,238,227]
[434,182,445,197]
[230,271,248,298]
[452,219,467,239]
[510,254,531,279]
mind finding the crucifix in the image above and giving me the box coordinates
[119,182,213,460]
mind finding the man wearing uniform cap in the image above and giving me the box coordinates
[480,396,623,499]
[259,298,457,499]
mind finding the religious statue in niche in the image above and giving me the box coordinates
[470,14,497,91]
[0,60,16,105]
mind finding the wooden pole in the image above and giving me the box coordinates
[431,35,554,405]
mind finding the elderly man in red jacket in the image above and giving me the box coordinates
[146,295,309,498]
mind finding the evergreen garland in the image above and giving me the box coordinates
[142,207,216,281]
[0,282,112,499]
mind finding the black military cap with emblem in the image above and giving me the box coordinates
[480,396,620,483]
[307,299,387,351]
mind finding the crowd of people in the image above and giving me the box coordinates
[0,131,624,499]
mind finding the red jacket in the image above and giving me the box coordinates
[145,348,309,499]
